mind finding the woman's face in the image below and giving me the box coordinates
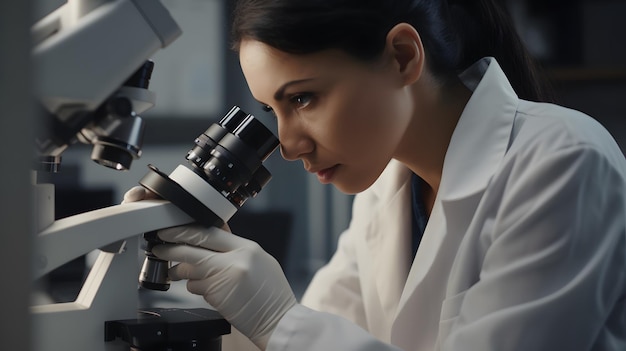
[239,40,414,194]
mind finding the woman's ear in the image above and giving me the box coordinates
[385,23,424,86]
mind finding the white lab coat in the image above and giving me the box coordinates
[267,57,626,350]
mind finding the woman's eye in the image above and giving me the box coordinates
[290,93,313,109]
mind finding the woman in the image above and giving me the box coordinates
[125,0,626,350]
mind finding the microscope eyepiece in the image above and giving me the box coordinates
[137,106,279,291]
[233,115,278,161]
[184,107,279,204]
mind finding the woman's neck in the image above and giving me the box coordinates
[395,76,472,201]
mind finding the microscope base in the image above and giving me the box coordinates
[105,307,230,351]
[32,239,140,351]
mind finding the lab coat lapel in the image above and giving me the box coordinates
[391,188,487,350]
[365,161,413,340]
[391,58,518,349]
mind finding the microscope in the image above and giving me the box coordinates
[31,1,280,350]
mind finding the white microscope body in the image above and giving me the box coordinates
[30,3,280,349]
[31,1,183,350]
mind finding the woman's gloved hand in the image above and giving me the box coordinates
[152,224,297,350]
[121,185,159,204]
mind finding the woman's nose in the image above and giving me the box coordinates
[278,119,314,161]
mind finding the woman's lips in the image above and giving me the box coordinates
[316,165,338,184]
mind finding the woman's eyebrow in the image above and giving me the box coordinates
[273,78,316,101]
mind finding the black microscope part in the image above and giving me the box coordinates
[105,308,231,351]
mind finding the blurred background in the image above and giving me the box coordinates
[2,0,625,349]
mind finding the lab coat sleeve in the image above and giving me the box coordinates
[442,145,626,350]
[267,304,403,351]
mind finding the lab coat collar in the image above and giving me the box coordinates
[439,57,518,202]
[373,56,519,276]
[370,57,518,210]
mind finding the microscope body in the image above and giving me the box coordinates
[31,3,280,350]
[30,0,188,350]
[33,108,278,351]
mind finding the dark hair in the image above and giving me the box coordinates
[231,0,554,102]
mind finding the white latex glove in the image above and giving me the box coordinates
[152,224,297,350]
[121,185,158,204]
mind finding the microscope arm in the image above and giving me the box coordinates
[31,199,197,351]
[34,200,193,280]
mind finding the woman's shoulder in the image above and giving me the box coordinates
[510,100,624,167]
